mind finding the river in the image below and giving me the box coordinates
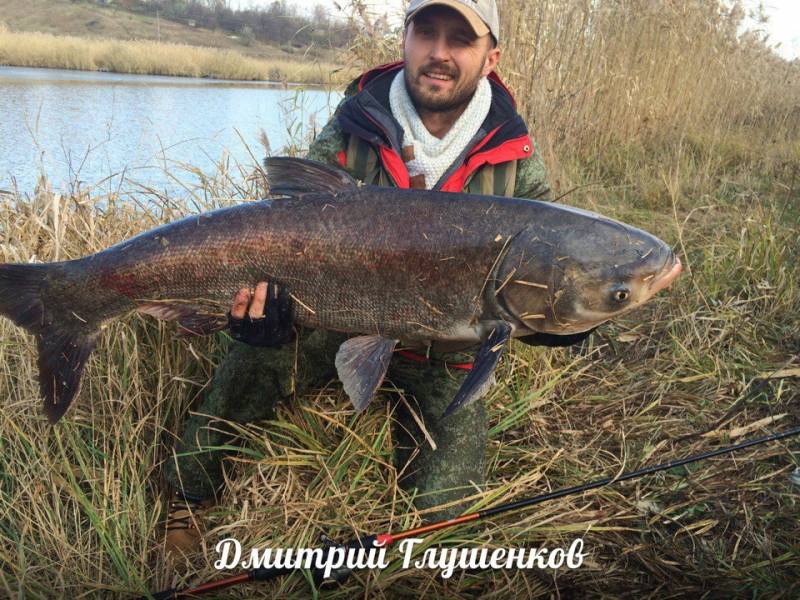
[0,66,341,195]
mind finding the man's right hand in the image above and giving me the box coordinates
[227,281,295,347]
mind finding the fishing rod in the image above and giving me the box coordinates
[143,425,800,599]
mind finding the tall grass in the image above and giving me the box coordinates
[495,0,800,184]
[0,30,354,84]
[0,0,798,597]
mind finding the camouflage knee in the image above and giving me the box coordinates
[389,352,487,521]
[165,329,345,498]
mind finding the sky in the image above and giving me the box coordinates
[743,0,800,60]
[235,0,799,60]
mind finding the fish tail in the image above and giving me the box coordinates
[0,262,98,423]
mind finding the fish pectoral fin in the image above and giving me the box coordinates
[516,327,596,348]
[334,335,398,412]
[138,302,227,337]
[441,321,512,420]
[264,157,358,196]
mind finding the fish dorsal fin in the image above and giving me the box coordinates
[264,157,358,196]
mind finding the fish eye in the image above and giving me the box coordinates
[611,288,630,303]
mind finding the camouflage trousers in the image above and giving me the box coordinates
[164,329,487,520]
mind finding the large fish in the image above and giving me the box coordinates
[0,158,681,423]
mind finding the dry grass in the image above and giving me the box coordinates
[495,0,800,190]
[0,0,342,64]
[0,30,355,84]
[1,0,799,598]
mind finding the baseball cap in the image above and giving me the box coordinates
[405,0,500,43]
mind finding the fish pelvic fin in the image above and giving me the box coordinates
[335,335,398,412]
[137,301,228,337]
[441,321,512,420]
[0,263,99,423]
[264,157,358,196]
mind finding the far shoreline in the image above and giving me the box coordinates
[0,30,354,86]
[0,63,335,89]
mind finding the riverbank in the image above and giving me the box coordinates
[0,30,354,84]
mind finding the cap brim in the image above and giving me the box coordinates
[406,0,490,38]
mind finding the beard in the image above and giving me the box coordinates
[404,60,486,113]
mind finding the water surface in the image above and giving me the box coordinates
[0,66,341,194]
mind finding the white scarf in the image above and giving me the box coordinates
[389,69,492,189]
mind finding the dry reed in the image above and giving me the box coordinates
[0,30,354,84]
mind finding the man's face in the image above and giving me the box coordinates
[402,6,500,113]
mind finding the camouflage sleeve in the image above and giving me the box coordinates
[513,138,552,201]
[305,76,361,168]
[305,115,347,167]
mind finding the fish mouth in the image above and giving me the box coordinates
[648,254,682,295]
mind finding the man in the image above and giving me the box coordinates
[164,0,554,552]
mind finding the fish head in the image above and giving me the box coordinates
[498,212,682,335]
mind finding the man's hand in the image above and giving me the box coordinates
[516,328,596,348]
[227,281,295,347]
